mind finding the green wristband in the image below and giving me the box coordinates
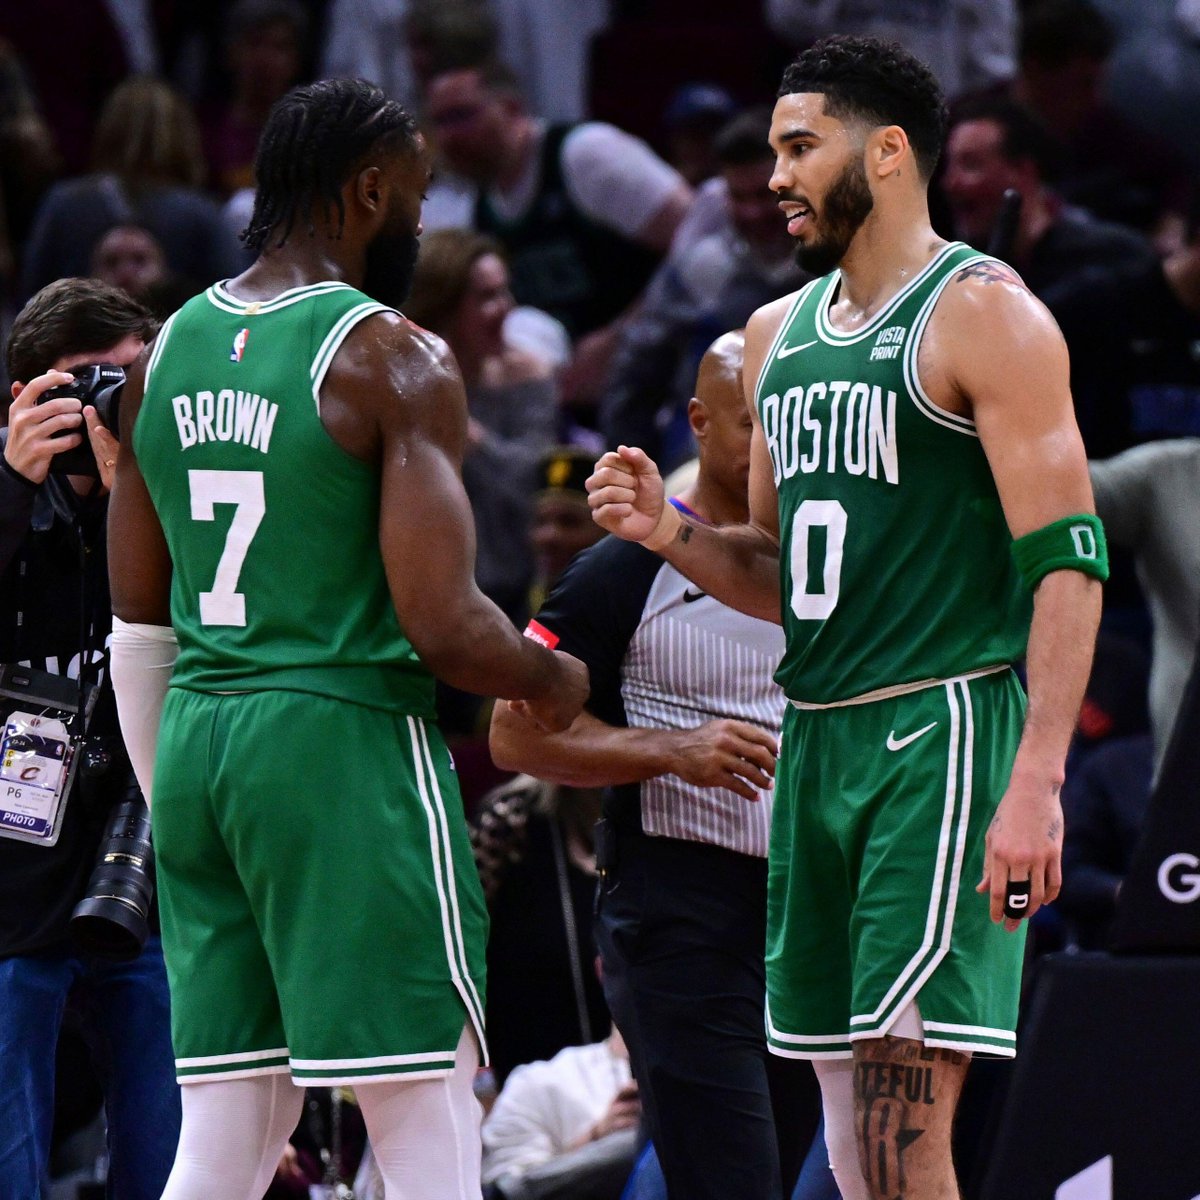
[1010,514,1108,591]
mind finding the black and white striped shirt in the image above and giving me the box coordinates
[530,532,785,857]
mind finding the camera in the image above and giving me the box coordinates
[38,363,126,477]
[70,781,155,961]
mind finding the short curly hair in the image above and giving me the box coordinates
[778,35,948,180]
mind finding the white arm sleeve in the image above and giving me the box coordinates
[110,616,178,809]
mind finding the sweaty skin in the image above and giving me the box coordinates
[588,85,1100,1200]
[108,137,588,733]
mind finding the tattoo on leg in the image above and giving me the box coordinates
[854,1041,967,1198]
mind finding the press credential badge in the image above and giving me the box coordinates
[0,711,73,843]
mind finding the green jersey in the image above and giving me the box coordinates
[755,242,1031,704]
[135,280,434,716]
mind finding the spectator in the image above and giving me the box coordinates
[490,0,613,124]
[1091,438,1200,768]
[0,41,60,305]
[659,83,737,188]
[527,446,607,616]
[0,277,179,1200]
[406,229,558,623]
[602,109,806,467]
[0,1,128,174]
[89,222,197,323]
[471,775,609,1087]
[1049,192,1200,447]
[200,0,308,197]
[482,1025,638,1200]
[21,77,242,300]
[320,0,498,114]
[1059,732,1154,948]
[980,0,1191,235]
[940,94,1160,455]
[1103,0,1200,179]
[764,0,1017,100]
[423,61,692,406]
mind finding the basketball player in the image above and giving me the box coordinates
[106,80,588,1199]
[588,37,1105,1200]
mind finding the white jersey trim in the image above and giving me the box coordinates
[206,279,354,315]
[143,310,178,387]
[788,663,1008,710]
[751,277,822,403]
[814,242,966,345]
[902,253,994,438]
[309,301,391,414]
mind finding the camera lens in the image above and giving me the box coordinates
[70,796,155,961]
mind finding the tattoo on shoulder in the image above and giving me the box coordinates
[954,261,1025,288]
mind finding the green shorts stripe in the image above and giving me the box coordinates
[766,669,1026,1062]
[848,679,973,1040]
[154,689,489,1086]
[175,1047,291,1082]
[407,716,488,1058]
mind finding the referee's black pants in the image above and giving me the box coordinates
[595,831,821,1200]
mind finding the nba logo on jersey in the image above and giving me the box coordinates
[230,328,250,362]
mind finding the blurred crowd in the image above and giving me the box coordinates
[2,0,1198,1196]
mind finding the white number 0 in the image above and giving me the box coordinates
[187,470,265,627]
[789,499,847,620]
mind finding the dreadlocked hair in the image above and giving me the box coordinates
[242,78,420,254]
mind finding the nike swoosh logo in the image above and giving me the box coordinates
[777,339,818,359]
[682,589,707,603]
[886,722,938,752]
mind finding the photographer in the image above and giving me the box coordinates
[0,278,179,1199]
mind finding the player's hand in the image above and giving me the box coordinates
[509,650,590,733]
[666,719,777,801]
[976,769,1063,932]
[3,371,82,484]
[587,446,665,543]
[83,404,120,492]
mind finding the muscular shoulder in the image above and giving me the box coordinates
[936,258,1056,337]
[321,311,467,457]
[327,312,462,415]
[924,258,1067,411]
[743,291,802,385]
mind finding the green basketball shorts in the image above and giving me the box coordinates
[152,687,488,1085]
[766,667,1027,1061]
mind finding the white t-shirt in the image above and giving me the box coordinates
[481,1039,633,1185]
[486,121,684,241]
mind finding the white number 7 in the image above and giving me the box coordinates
[187,470,265,626]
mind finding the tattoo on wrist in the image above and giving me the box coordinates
[680,524,692,545]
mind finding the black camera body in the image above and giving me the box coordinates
[38,363,126,477]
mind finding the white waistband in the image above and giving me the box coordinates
[788,664,1010,711]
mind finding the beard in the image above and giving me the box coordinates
[362,227,421,310]
[793,156,875,276]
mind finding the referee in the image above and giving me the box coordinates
[490,331,821,1200]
